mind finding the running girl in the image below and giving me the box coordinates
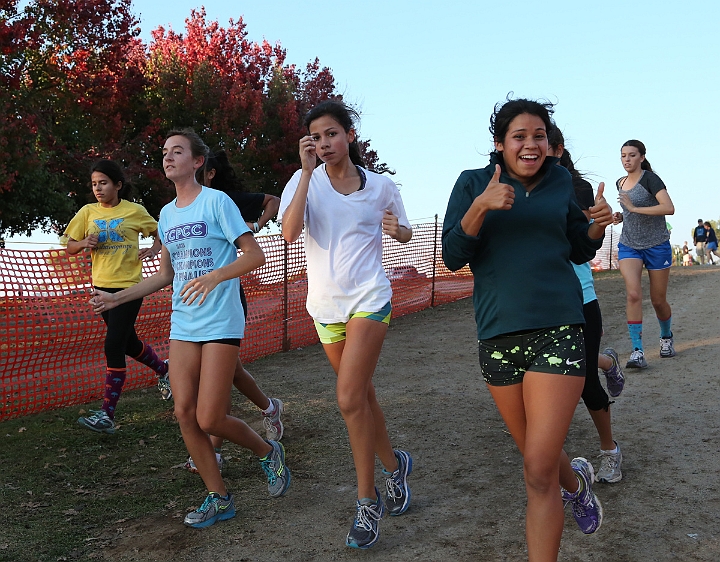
[613,140,676,367]
[548,128,625,484]
[66,159,168,434]
[181,149,284,475]
[279,100,413,549]
[91,129,290,528]
[442,97,613,561]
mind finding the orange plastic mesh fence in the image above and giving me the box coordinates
[1,221,624,421]
[0,220,474,421]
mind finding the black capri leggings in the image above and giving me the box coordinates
[581,299,611,411]
[97,287,144,369]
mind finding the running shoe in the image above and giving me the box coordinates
[568,457,603,534]
[183,492,235,529]
[625,349,648,369]
[184,452,224,474]
[560,486,573,509]
[596,441,623,483]
[346,489,385,549]
[262,397,284,441]
[384,450,413,516]
[77,409,115,434]
[659,335,676,358]
[260,440,291,497]
[601,348,625,397]
[158,360,172,400]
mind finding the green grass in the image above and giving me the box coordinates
[0,391,181,561]
[0,388,270,562]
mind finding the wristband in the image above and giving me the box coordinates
[253,222,260,233]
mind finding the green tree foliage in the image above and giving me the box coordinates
[0,4,388,236]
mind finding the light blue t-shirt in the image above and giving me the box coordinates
[572,261,597,305]
[158,186,250,341]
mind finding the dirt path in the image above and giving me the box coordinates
[102,266,720,561]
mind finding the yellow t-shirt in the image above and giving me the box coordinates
[64,200,158,288]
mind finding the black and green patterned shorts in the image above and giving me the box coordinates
[478,325,585,387]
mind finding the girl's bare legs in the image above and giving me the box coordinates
[322,318,397,500]
[647,268,671,320]
[618,258,644,322]
[587,407,615,451]
[488,372,585,562]
[209,359,271,450]
[171,341,272,495]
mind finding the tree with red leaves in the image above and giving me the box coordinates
[0,0,144,236]
[0,4,390,237]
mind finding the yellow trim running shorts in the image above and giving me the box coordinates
[314,301,392,344]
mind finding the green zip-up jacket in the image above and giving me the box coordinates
[442,155,603,341]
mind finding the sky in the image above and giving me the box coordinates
[9,0,719,249]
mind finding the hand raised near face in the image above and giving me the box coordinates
[299,135,317,172]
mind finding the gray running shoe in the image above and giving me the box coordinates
[260,440,291,497]
[184,453,223,474]
[77,409,115,434]
[158,360,172,400]
[596,441,623,483]
[346,490,385,549]
[567,457,603,534]
[262,398,284,441]
[183,492,235,529]
[659,335,676,358]
[625,349,648,369]
[384,450,413,516]
[601,348,625,397]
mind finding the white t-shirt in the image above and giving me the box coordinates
[279,164,410,323]
[158,186,250,341]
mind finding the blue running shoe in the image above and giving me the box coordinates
[384,449,413,516]
[346,489,385,549]
[567,457,603,534]
[183,492,235,528]
[260,440,291,497]
[601,348,625,397]
[77,409,115,434]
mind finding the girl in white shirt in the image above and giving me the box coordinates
[280,100,413,550]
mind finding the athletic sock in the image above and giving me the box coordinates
[262,400,275,415]
[102,368,126,420]
[601,444,619,455]
[657,316,672,339]
[133,342,167,376]
[627,322,643,351]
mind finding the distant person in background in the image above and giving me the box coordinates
[177,149,284,475]
[683,251,694,267]
[703,222,719,265]
[548,128,625,484]
[65,160,168,434]
[613,140,676,368]
[693,219,706,264]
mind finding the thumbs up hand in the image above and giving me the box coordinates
[477,164,515,211]
[588,182,613,227]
